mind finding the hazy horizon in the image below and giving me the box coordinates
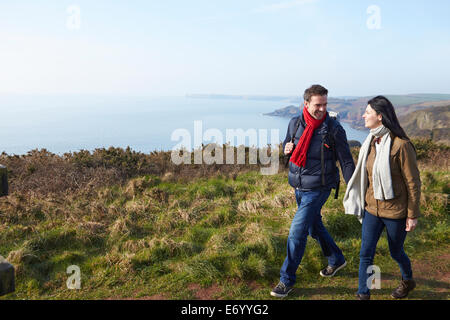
[2,92,450,99]
[0,95,370,155]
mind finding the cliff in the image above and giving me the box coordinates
[399,105,450,145]
[265,94,450,141]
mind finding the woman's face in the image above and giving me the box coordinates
[363,104,382,129]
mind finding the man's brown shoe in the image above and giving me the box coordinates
[391,279,416,299]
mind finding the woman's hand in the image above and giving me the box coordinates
[405,218,418,232]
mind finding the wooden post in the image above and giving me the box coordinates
[0,165,8,197]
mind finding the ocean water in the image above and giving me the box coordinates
[0,95,368,155]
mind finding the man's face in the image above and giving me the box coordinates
[305,95,327,120]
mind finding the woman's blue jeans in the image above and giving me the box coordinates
[279,188,345,287]
[357,210,413,295]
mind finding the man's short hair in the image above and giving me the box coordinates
[303,85,328,102]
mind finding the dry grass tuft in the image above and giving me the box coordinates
[238,199,261,213]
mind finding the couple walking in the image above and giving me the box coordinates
[271,85,421,300]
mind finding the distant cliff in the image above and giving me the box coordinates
[264,103,449,145]
[186,94,298,103]
[264,105,300,117]
[399,105,450,145]
[264,94,450,134]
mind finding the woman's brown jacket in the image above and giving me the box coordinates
[365,134,421,219]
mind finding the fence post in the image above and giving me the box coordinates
[0,165,8,197]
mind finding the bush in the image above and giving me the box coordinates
[67,147,158,177]
[411,138,449,160]
[348,140,362,148]
[0,145,283,197]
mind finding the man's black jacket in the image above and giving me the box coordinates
[283,111,355,190]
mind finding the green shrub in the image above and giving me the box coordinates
[411,138,449,160]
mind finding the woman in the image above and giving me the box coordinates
[343,96,421,300]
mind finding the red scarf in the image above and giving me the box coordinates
[290,108,326,168]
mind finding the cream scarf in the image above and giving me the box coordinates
[343,125,393,222]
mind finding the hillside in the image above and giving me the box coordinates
[0,143,448,300]
[399,106,450,145]
[264,94,450,131]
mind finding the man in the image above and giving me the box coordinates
[271,84,355,298]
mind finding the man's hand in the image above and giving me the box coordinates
[284,142,294,155]
[405,218,418,232]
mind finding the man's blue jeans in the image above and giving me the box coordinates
[279,188,345,287]
[357,210,413,295]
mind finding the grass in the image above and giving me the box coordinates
[0,146,449,300]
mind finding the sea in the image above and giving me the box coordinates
[0,95,369,155]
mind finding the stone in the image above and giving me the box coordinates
[0,256,15,296]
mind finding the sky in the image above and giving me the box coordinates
[0,0,449,97]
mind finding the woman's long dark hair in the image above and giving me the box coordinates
[367,95,410,140]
